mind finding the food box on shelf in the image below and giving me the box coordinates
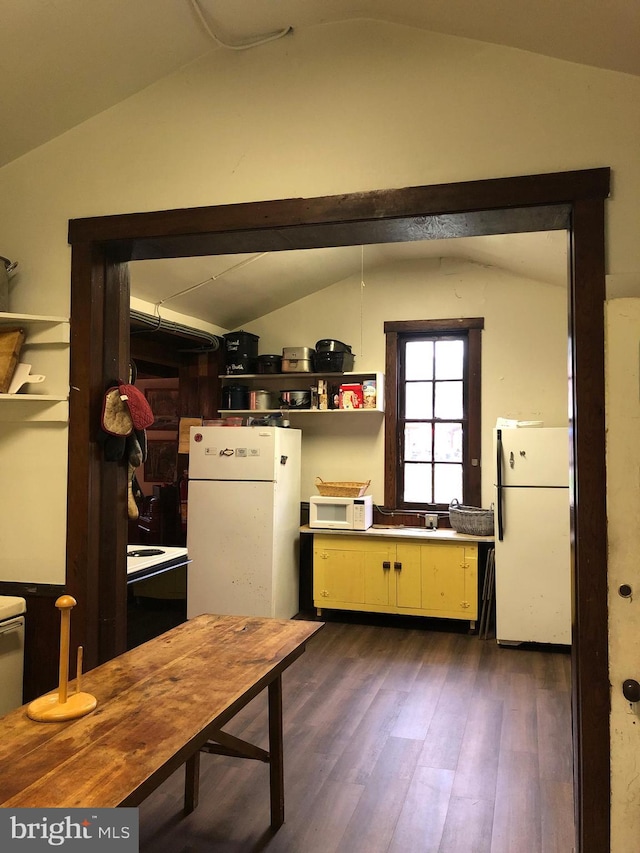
[362,379,377,409]
[339,384,364,409]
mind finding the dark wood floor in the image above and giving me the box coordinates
[138,617,574,853]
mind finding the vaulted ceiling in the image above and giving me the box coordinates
[3,0,637,171]
[10,0,621,327]
[130,231,568,330]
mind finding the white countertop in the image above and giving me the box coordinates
[127,546,190,583]
[300,525,494,543]
[0,595,26,621]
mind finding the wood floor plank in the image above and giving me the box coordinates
[268,778,363,853]
[438,794,495,853]
[450,697,504,800]
[418,699,469,771]
[335,736,422,853]
[491,749,542,853]
[540,780,575,853]
[379,629,432,692]
[537,688,573,783]
[390,661,448,739]
[388,765,455,853]
[499,671,539,755]
[327,688,408,784]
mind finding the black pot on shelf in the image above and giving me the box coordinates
[315,339,352,353]
[314,351,355,372]
[221,384,249,409]
[279,390,311,409]
[257,354,283,374]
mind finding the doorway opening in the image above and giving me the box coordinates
[67,167,610,852]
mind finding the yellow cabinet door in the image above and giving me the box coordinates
[394,541,423,609]
[313,536,393,610]
[421,542,478,619]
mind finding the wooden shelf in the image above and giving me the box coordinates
[0,400,68,422]
[219,370,384,413]
[0,311,68,323]
[0,393,66,401]
[219,371,380,381]
[0,313,70,344]
[219,408,383,415]
[0,312,70,420]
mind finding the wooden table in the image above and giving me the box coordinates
[0,615,323,830]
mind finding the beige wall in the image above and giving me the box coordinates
[0,19,638,847]
[248,258,568,503]
[606,299,640,849]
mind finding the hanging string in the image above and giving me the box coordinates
[360,245,365,362]
[154,252,268,316]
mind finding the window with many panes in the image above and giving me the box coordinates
[384,319,483,513]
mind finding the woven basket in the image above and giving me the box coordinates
[448,499,494,536]
[315,477,370,498]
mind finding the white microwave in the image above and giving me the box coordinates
[309,495,373,530]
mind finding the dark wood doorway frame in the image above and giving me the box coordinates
[67,167,610,852]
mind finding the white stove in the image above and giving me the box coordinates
[0,595,26,716]
[126,546,189,584]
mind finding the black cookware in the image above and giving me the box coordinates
[314,351,355,372]
[315,339,352,353]
[257,354,283,374]
[221,384,249,409]
[279,390,311,408]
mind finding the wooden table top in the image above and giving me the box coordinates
[0,615,323,808]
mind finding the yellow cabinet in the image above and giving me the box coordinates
[313,535,478,623]
[313,536,395,610]
[413,541,477,619]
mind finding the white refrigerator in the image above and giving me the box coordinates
[187,426,302,620]
[494,426,572,645]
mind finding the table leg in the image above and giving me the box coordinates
[268,675,284,829]
[184,749,200,815]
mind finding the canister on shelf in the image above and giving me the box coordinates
[221,384,249,409]
[362,379,377,409]
[224,331,259,375]
[249,389,279,410]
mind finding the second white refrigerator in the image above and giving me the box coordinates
[494,426,572,645]
[187,426,302,620]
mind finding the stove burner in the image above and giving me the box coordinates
[127,549,166,557]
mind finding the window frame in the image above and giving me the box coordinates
[384,318,484,512]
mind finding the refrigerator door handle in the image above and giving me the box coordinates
[496,429,504,541]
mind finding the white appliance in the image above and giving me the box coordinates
[187,426,302,619]
[0,595,26,716]
[309,495,373,530]
[494,426,571,645]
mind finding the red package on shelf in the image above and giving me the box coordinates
[339,384,364,409]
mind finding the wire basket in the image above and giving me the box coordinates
[448,499,494,536]
[315,477,371,498]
